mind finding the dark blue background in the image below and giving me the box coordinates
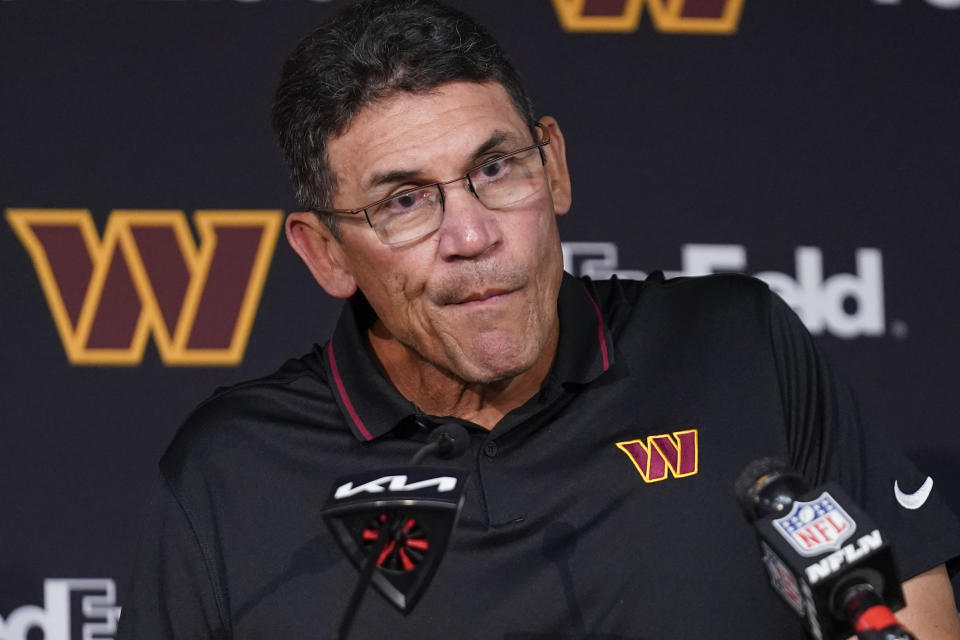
[1,0,958,625]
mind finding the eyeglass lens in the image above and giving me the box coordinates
[368,146,546,244]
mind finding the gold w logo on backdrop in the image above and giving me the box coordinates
[6,209,282,366]
[552,0,745,34]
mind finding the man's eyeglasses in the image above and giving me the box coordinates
[315,123,551,245]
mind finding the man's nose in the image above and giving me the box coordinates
[436,180,501,260]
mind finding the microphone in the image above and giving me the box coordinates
[409,422,470,464]
[735,458,914,640]
[323,422,470,639]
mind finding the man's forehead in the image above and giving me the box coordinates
[327,81,531,191]
[363,128,520,191]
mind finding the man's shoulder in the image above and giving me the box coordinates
[586,272,775,334]
[589,270,769,301]
[160,346,343,482]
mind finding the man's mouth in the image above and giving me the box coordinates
[432,268,529,307]
[452,288,515,306]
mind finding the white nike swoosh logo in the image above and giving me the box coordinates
[894,476,933,510]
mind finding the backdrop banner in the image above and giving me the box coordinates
[2,1,958,635]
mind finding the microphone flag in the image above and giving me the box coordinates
[751,482,904,640]
[322,467,468,612]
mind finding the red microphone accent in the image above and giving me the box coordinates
[853,605,900,633]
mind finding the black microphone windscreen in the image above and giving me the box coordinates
[735,457,809,520]
[735,457,791,502]
[429,422,470,459]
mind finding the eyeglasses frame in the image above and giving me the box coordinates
[312,122,552,242]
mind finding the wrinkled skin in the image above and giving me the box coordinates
[286,81,572,425]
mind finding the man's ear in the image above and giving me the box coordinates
[538,116,572,216]
[285,212,358,299]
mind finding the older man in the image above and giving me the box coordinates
[118,1,960,638]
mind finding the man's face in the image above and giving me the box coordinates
[318,81,571,384]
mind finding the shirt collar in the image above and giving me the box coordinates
[322,272,614,442]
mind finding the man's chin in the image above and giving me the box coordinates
[451,336,541,385]
[455,363,530,386]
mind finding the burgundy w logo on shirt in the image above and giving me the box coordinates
[616,429,699,482]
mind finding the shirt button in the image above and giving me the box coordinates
[483,441,499,458]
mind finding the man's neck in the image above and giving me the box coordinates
[367,320,559,430]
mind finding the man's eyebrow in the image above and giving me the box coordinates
[363,130,521,192]
[471,130,515,160]
[366,168,423,191]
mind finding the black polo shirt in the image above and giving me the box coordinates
[118,273,960,639]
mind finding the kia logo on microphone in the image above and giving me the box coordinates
[333,474,459,500]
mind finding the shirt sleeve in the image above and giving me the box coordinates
[116,473,230,640]
[767,289,960,581]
